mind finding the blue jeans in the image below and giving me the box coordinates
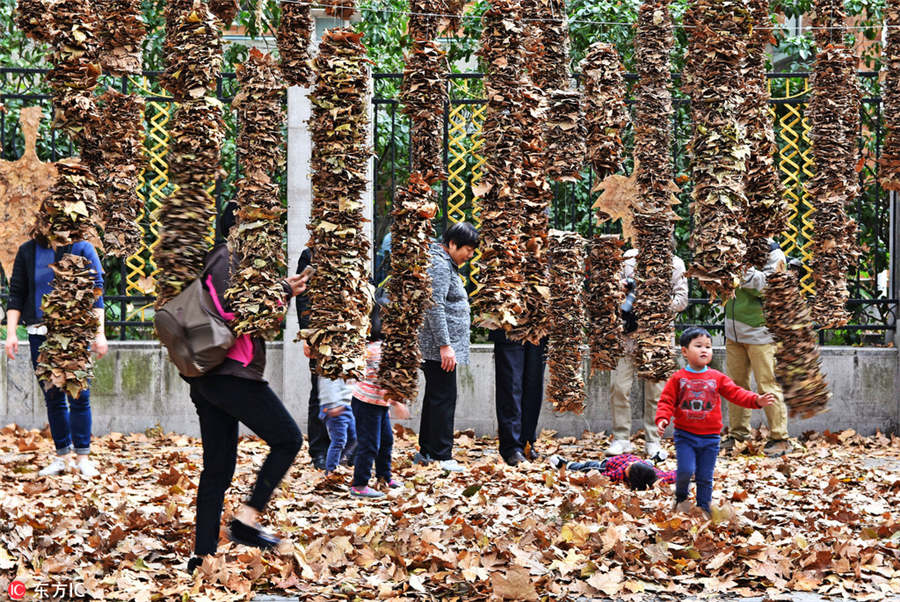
[319,408,356,473]
[673,428,720,512]
[566,460,604,472]
[352,398,392,487]
[28,334,92,455]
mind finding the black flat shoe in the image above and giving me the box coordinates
[227,519,281,550]
[504,451,527,466]
[186,556,204,574]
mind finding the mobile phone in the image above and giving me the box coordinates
[299,265,315,279]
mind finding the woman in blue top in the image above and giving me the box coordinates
[4,232,107,477]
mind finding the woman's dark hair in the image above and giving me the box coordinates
[219,202,238,238]
[679,326,712,348]
[442,222,479,249]
[627,462,658,491]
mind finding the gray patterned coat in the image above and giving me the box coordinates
[418,242,471,365]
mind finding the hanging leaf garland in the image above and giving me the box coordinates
[407,0,446,42]
[763,271,831,419]
[880,0,900,190]
[160,0,223,100]
[378,173,437,403]
[95,0,146,76]
[33,159,100,248]
[587,235,625,374]
[325,1,356,20]
[806,0,861,329]
[226,49,287,340]
[209,0,239,27]
[470,0,527,332]
[96,90,146,257]
[167,97,227,185]
[546,229,587,414]
[632,1,679,382]
[684,0,751,301]
[34,254,100,399]
[401,40,450,183]
[743,0,790,269]
[16,0,53,42]
[302,28,373,381]
[277,0,315,87]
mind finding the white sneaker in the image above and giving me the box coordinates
[76,457,99,478]
[38,457,70,476]
[547,455,566,470]
[438,459,464,472]
[646,442,668,462]
[604,439,633,457]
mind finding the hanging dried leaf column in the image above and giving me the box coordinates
[34,255,100,398]
[33,159,100,248]
[763,271,831,418]
[97,90,146,257]
[743,0,789,269]
[95,0,146,76]
[401,40,450,183]
[302,28,373,381]
[226,49,287,340]
[546,230,587,413]
[277,0,314,87]
[154,0,223,307]
[806,0,861,328]
[470,0,527,332]
[529,0,584,182]
[881,0,900,190]
[684,0,751,301]
[632,1,679,381]
[378,173,437,403]
[407,0,446,41]
[16,0,53,42]
[581,42,628,371]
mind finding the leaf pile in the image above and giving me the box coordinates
[209,0,239,27]
[33,254,100,399]
[95,0,146,76]
[302,28,373,381]
[742,0,790,269]
[3,425,900,599]
[401,40,449,184]
[632,1,679,382]
[532,0,585,182]
[806,1,861,329]
[378,172,437,403]
[226,49,288,340]
[683,0,750,301]
[33,159,99,248]
[15,0,53,42]
[160,0,223,101]
[881,0,900,191]
[506,80,552,345]
[763,271,831,419]
[580,42,628,183]
[587,235,624,374]
[276,0,314,87]
[546,229,587,414]
[470,0,527,333]
[96,90,146,258]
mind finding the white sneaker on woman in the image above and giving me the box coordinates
[38,457,70,476]
[76,457,99,478]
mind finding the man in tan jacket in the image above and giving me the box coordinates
[606,248,689,461]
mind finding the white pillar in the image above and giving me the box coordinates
[283,84,313,421]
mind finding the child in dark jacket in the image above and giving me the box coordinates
[655,327,775,513]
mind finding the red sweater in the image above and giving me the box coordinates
[655,368,762,436]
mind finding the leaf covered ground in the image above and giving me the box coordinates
[2,423,900,600]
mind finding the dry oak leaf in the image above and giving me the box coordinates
[592,161,679,243]
[490,566,539,601]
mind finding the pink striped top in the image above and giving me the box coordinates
[352,341,388,406]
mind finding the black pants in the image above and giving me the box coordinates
[351,397,393,487]
[491,330,546,460]
[189,374,303,556]
[418,359,457,461]
[307,359,330,460]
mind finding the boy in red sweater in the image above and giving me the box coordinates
[655,327,775,512]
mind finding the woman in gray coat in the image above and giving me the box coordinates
[414,222,478,472]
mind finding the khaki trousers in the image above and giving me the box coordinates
[725,339,789,441]
[610,355,665,444]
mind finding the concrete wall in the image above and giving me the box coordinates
[2,342,897,439]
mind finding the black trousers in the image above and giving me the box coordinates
[306,359,330,459]
[189,374,303,556]
[418,359,457,461]
[491,330,546,460]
